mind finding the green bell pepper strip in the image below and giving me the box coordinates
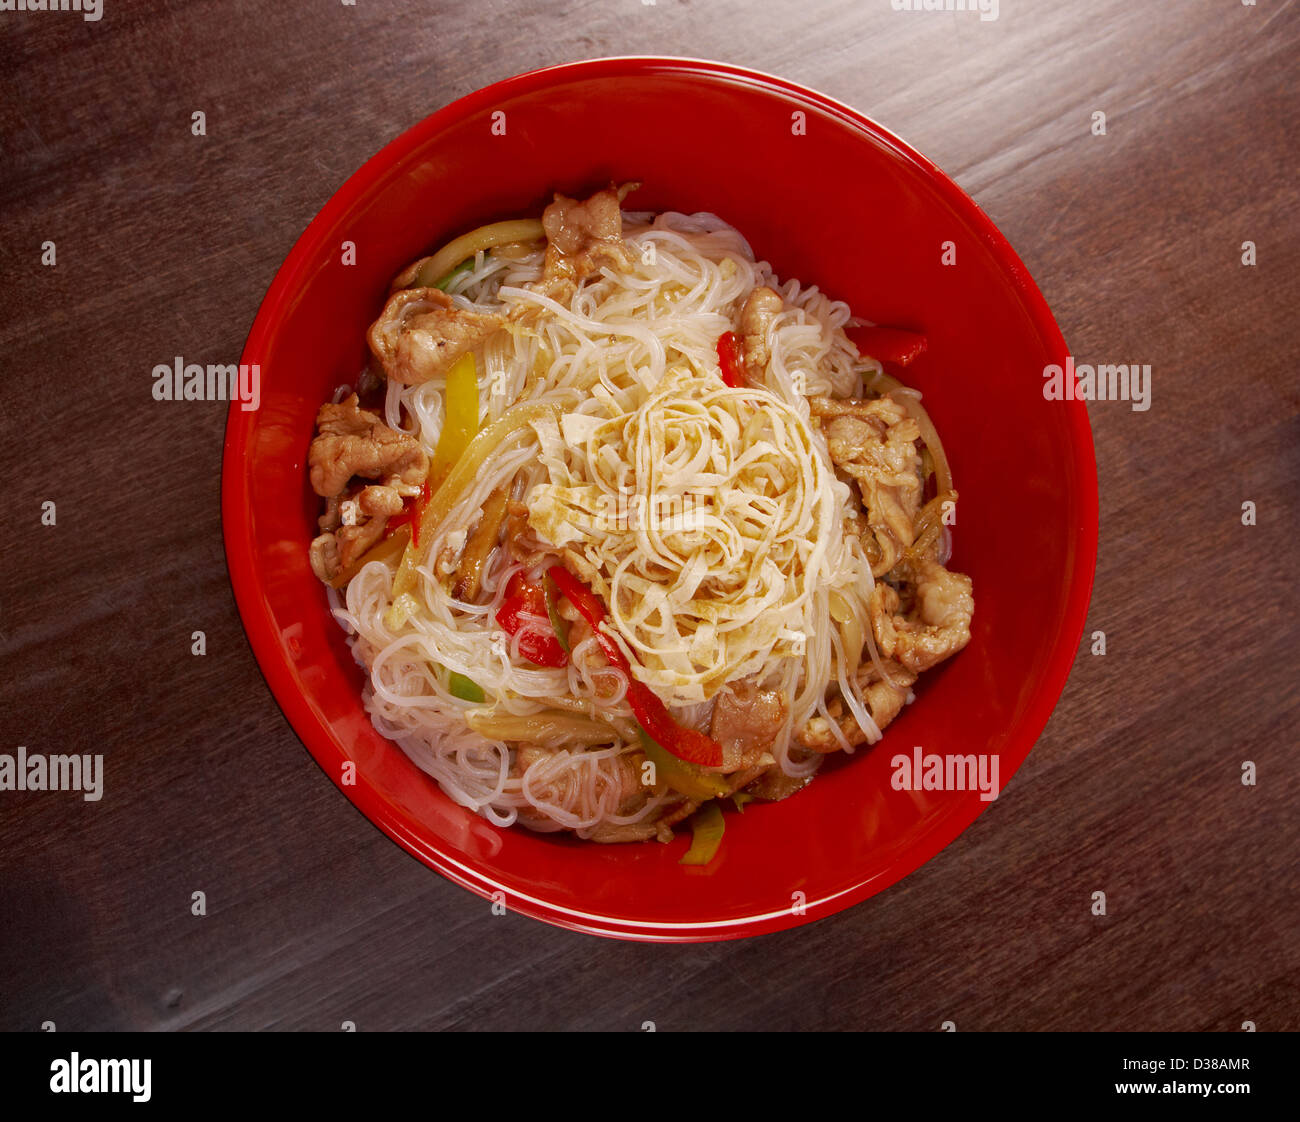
[447,672,485,703]
[543,571,571,654]
[679,802,725,866]
[637,727,729,800]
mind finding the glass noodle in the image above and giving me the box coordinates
[332,212,891,835]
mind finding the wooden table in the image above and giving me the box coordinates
[2,0,1296,1031]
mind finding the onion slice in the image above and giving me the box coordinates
[392,219,545,291]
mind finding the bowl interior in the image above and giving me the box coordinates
[225,58,1095,940]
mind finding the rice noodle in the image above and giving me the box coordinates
[334,210,931,834]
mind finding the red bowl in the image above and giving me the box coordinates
[223,57,1096,941]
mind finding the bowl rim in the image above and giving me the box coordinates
[222,55,1098,942]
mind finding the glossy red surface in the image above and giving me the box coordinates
[222,57,1097,941]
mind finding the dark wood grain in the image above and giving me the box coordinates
[1,0,1296,1032]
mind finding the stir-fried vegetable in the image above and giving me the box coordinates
[543,571,571,653]
[716,331,745,388]
[637,727,730,800]
[431,258,474,292]
[383,479,430,548]
[465,710,619,748]
[386,400,561,628]
[548,566,723,768]
[327,524,411,590]
[385,354,487,627]
[846,324,928,367]
[828,589,864,678]
[401,219,545,290]
[496,572,569,668]
[908,401,954,498]
[412,401,559,560]
[679,802,725,866]
[390,352,477,570]
[428,352,481,494]
[447,672,485,703]
[450,485,509,601]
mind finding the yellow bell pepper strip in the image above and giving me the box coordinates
[679,801,725,866]
[548,565,723,768]
[447,672,485,703]
[385,400,561,630]
[427,351,481,494]
[386,353,479,622]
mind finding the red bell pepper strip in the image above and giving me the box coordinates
[716,331,745,388]
[495,572,569,668]
[547,566,723,768]
[845,325,928,367]
[385,478,430,547]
